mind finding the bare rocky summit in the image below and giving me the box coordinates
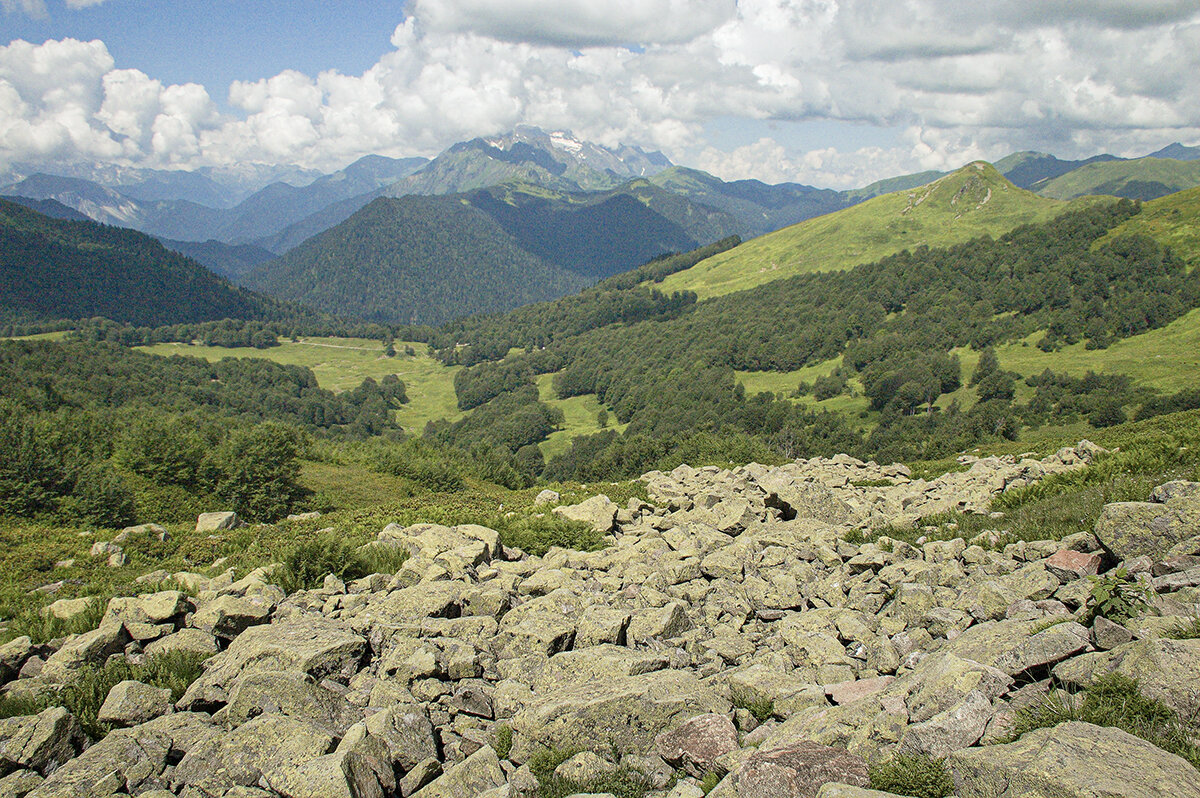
[3,442,1200,797]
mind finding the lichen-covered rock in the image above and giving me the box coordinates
[191,593,274,639]
[196,511,241,532]
[39,623,130,682]
[1051,637,1200,718]
[219,670,360,735]
[708,741,869,798]
[178,615,366,709]
[0,707,86,777]
[96,680,173,727]
[553,495,619,533]
[949,721,1200,797]
[30,712,215,797]
[510,670,729,761]
[172,714,335,795]
[1094,481,1200,562]
[410,745,505,798]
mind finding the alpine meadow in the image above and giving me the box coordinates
[3,5,1200,798]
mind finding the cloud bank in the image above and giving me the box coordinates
[2,0,1199,187]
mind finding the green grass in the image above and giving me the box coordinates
[1036,158,1200,202]
[868,754,955,798]
[1010,673,1200,770]
[536,372,626,457]
[525,746,649,798]
[657,163,1069,300]
[138,337,465,433]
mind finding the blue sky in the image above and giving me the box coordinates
[2,1,402,94]
[2,0,1199,188]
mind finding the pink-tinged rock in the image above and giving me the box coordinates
[1045,550,1102,581]
[655,713,739,778]
[824,676,895,706]
[713,742,869,798]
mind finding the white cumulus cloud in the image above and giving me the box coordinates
[2,0,1200,186]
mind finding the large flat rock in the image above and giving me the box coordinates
[950,721,1200,797]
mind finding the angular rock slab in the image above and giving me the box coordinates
[1051,637,1200,719]
[30,712,216,797]
[179,615,366,709]
[0,707,86,777]
[410,745,505,798]
[1094,481,1200,562]
[510,670,730,761]
[950,721,1200,797]
[709,741,869,798]
[172,714,334,796]
[655,713,738,778]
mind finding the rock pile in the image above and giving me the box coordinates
[3,443,1200,798]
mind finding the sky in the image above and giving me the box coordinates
[2,0,1200,189]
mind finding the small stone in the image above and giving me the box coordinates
[1091,616,1134,650]
[655,713,738,778]
[196,511,242,532]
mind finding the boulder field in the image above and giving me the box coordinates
[3,443,1200,798]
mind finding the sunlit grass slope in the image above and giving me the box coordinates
[656,162,1069,300]
[140,337,464,433]
[1036,158,1200,202]
[1097,185,1200,267]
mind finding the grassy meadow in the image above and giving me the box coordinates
[656,163,1070,300]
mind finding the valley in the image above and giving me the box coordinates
[4,127,1200,798]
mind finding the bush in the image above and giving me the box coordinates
[1084,568,1152,624]
[12,649,209,738]
[276,534,410,594]
[867,754,955,798]
[493,515,604,557]
[493,723,513,759]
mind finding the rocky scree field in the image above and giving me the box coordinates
[2,443,1200,798]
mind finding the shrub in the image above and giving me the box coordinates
[26,649,209,739]
[1084,568,1152,624]
[494,515,605,557]
[5,599,104,645]
[868,753,955,798]
[276,534,410,594]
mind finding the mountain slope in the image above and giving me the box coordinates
[244,196,592,325]
[1147,142,1200,161]
[1036,157,1200,201]
[656,162,1070,299]
[0,199,283,326]
[156,238,278,281]
[1097,185,1200,267]
[649,166,846,236]
[993,151,1122,190]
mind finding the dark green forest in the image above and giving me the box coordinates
[0,199,292,328]
[244,195,592,325]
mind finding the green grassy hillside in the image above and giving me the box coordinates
[1097,185,1200,266]
[1036,157,1200,201]
[657,162,1068,299]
